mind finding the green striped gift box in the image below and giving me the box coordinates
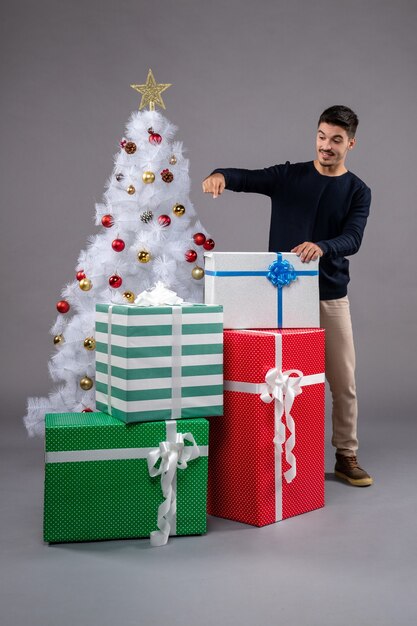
[95,303,223,423]
[44,413,209,543]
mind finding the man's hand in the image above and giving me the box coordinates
[202,173,226,198]
[291,242,324,262]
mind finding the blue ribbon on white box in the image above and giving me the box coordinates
[205,252,318,327]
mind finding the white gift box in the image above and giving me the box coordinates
[204,252,320,329]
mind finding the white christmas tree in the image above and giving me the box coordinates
[25,70,215,436]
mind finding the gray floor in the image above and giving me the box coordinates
[1,410,416,626]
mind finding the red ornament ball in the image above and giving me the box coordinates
[109,274,122,289]
[203,238,215,251]
[158,214,171,227]
[56,300,70,314]
[101,214,114,228]
[76,270,86,281]
[185,249,198,263]
[112,238,125,252]
[193,232,206,246]
[148,127,162,145]
[82,408,93,413]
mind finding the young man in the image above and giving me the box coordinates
[202,105,373,487]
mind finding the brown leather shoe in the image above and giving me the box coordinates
[335,454,373,487]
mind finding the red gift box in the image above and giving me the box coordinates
[207,328,325,526]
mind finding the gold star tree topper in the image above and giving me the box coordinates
[131,69,172,111]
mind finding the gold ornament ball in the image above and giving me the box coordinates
[169,155,177,165]
[192,266,205,280]
[127,184,136,195]
[123,290,135,303]
[172,203,186,217]
[137,250,151,263]
[53,334,64,345]
[83,337,96,351]
[80,376,94,391]
[79,277,92,291]
[142,171,155,184]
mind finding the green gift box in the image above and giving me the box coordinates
[95,303,223,423]
[44,413,209,545]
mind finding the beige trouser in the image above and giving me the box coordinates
[320,296,358,457]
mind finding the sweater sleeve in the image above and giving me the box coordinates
[211,163,288,197]
[316,185,371,258]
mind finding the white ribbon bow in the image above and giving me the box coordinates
[147,432,200,547]
[260,368,303,483]
[135,281,184,306]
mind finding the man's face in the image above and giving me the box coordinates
[316,122,356,168]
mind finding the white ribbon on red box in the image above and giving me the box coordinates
[224,330,325,521]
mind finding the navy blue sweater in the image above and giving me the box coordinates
[213,161,371,300]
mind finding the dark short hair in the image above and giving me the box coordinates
[318,105,359,138]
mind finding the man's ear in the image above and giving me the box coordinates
[348,137,356,150]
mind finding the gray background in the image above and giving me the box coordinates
[1,1,417,625]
